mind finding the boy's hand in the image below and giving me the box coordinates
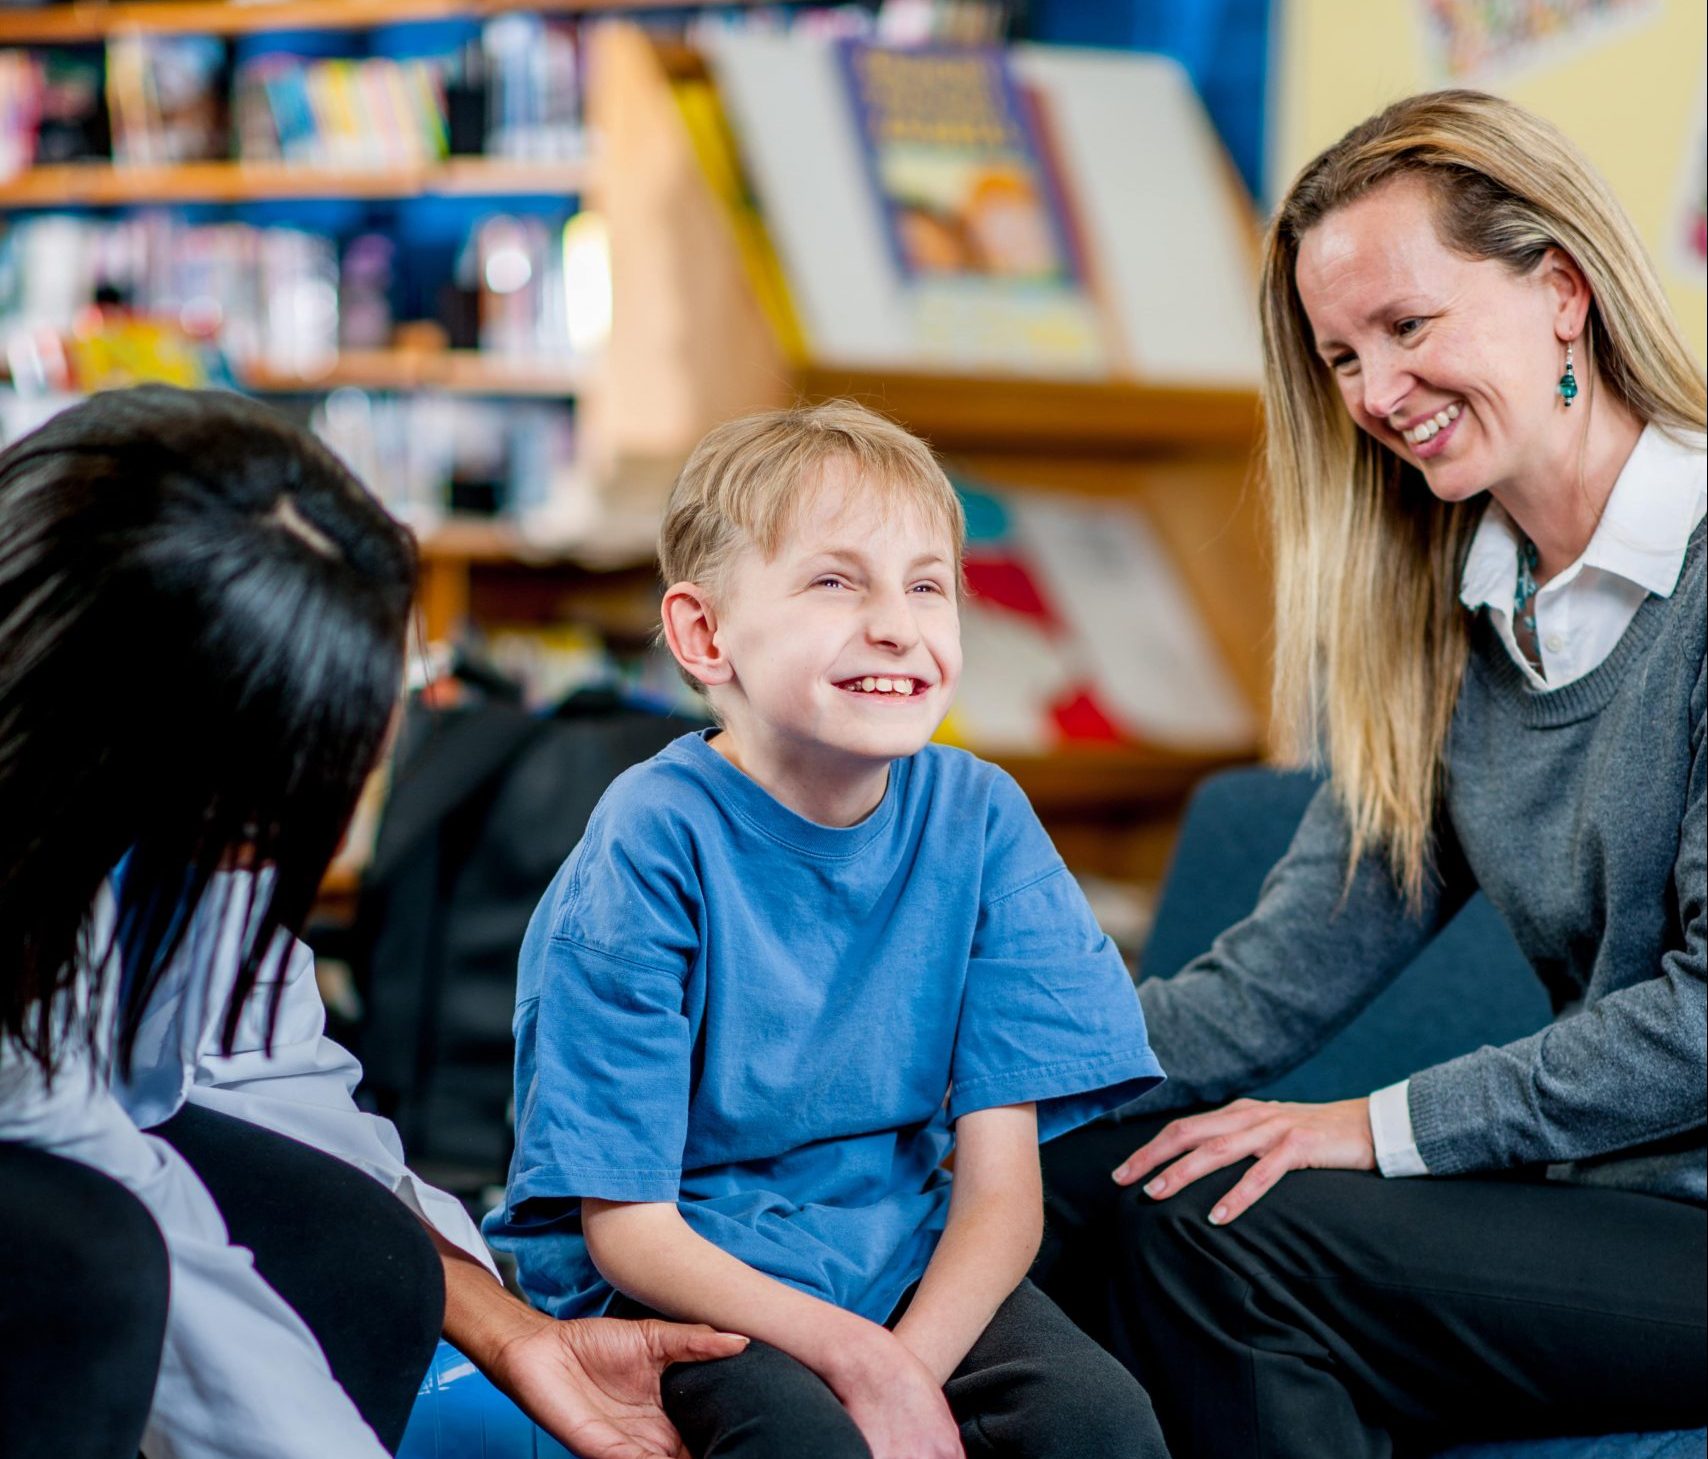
[829,1327,964,1459]
[498,1315,748,1459]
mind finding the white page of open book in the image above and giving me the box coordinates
[1011,46,1263,386]
[707,32,1259,381]
[703,29,912,365]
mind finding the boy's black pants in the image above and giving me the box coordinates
[611,1277,1167,1459]
[1038,1113,1708,1459]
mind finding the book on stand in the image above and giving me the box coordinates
[835,40,1108,375]
[942,478,1256,756]
[703,29,1261,384]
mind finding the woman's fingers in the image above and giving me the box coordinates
[1134,1118,1291,1201]
[1111,1098,1268,1186]
[1117,1098,1377,1223]
[1202,1143,1301,1226]
[643,1321,750,1365]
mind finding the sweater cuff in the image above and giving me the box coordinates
[1368,1080,1428,1177]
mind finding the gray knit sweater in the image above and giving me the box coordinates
[1138,523,1706,1204]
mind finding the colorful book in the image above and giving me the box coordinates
[835,40,1106,373]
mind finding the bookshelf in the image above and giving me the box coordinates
[0,0,632,666]
[582,22,1274,879]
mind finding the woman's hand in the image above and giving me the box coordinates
[830,1326,965,1459]
[498,1316,747,1459]
[1112,1097,1377,1224]
[431,1225,746,1458]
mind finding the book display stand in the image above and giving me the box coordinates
[585,22,1272,881]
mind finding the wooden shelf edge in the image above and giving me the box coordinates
[0,0,770,44]
[241,350,588,397]
[414,517,655,569]
[993,743,1257,812]
[416,518,535,563]
[794,365,1262,455]
[0,158,590,208]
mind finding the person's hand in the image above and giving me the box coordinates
[497,1315,747,1459]
[1112,1097,1376,1225]
[830,1327,964,1459]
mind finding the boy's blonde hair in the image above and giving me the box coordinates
[658,399,967,598]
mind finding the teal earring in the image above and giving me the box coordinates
[1557,341,1578,407]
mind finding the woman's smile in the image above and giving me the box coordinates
[1403,401,1465,459]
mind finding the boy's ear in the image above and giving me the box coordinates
[661,581,733,688]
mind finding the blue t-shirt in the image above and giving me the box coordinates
[483,731,1163,1323]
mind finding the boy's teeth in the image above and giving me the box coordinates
[848,676,916,694]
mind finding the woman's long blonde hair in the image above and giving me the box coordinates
[1262,90,1706,904]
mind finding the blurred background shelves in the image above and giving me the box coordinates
[0,155,589,204]
[241,345,588,395]
[0,1,746,44]
[0,0,1284,894]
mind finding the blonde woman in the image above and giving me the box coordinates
[1042,91,1706,1455]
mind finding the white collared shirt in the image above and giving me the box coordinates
[0,875,498,1458]
[1370,423,1707,1177]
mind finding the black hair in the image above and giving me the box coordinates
[0,385,416,1076]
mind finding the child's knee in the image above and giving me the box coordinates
[661,1339,871,1459]
[1002,1363,1166,1459]
[1073,1367,1170,1459]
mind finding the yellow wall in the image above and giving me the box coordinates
[1275,0,1707,363]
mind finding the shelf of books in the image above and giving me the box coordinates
[0,2,605,649]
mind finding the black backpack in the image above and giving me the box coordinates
[350,688,705,1195]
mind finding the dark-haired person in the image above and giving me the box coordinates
[0,386,745,1459]
[1040,90,1705,1456]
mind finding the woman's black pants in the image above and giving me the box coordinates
[0,1141,170,1459]
[1037,1114,1708,1459]
[0,1105,445,1458]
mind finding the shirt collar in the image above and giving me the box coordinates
[1459,423,1707,612]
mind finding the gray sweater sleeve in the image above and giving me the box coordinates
[1408,656,1708,1174]
[1133,782,1472,1113]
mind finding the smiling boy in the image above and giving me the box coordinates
[483,401,1167,1459]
